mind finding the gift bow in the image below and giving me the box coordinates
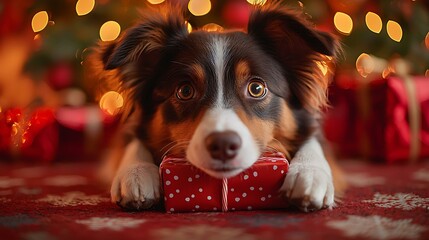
[393,60,421,163]
[358,57,421,162]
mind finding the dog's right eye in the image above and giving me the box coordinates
[247,79,267,99]
[176,84,195,100]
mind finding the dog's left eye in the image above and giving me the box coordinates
[247,79,267,98]
[176,84,195,100]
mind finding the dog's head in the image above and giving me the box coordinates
[99,3,339,178]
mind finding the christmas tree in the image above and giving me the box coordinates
[1,0,428,111]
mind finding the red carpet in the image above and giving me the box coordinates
[0,160,428,240]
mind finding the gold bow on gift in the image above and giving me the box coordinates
[356,57,421,163]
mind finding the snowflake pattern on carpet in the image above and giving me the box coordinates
[327,215,427,240]
[76,217,146,231]
[36,191,109,207]
[413,169,429,182]
[0,177,25,188]
[152,224,257,240]
[345,173,385,187]
[363,192,429,210]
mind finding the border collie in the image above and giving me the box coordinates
[90,2,343,212]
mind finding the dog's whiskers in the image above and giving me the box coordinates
[161,141,190,160]
[265,145,280,153]
[159,140,190,153]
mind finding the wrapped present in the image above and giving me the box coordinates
[160,152,289,213]
[55,106,118,161]
[0,107,58,163]
[0,105,118,162]
[324,74,429,163]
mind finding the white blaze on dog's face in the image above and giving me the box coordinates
[182,36,276,178]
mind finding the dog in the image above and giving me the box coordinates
[90,2,344,212]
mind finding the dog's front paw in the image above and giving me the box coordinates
[111,163,160,211]
[279,164,334,212]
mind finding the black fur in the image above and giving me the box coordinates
[98,3,339,158]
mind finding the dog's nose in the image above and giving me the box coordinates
[205,131,242,162]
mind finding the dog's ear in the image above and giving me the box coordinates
[248,3,340,111]
[102,6,188,70]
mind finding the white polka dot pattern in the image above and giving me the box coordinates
[160,153,289,213]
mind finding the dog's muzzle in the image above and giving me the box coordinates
[205,131,242,162]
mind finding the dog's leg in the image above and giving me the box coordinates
[279,137,334,212]
[111,139,160,211]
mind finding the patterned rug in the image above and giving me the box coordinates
[0,160,428,240]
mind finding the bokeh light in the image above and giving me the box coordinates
[76,0,95,16]
[186,21,193,33]
[188,0,211,17]
[356,53,374,78]
[33,34,41,41]
[316,61,328,76]
[147,0,165,4]
[387,20,402,42]
[31,11,49,33]
[246,0,267,5]
[99,91,124,115]
[99,21,121,41]
[365,12,382,33]
[334,12,353,35]
[202,23,224,32]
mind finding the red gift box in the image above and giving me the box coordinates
[0,107,58,163]
[324,75,429,163]
[160,152,289,213]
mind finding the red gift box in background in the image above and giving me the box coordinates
[324,75,429,163]
[0,106,118,163]
[0,107,58,163]
[160,152,289,213]
[55,106,118,162]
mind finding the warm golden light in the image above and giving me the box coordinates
[76,0,95,16]
[356,53,374,78]
[11,123,19,136]
[202,23,224,32]
[316,61,328,76]
[246,0,267,5]
[387,20,402,42]
[33,34,41,41]
[99,91,124,115]
[365,12,382,33]
[425,69,429,77]
[425,32,429,50]
[188,0,211,17]
[334,12,353,35]
[382,67,393,79]
[99,21,121,41]
[31,11,49,33]
[186,21,193,33]
[147,0,165,4]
